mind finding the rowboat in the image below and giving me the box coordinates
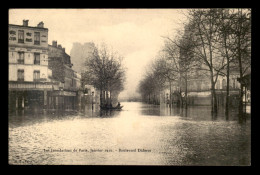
[100,105,123,110]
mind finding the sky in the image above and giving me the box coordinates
[9,9,188,99]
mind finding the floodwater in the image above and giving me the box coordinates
[8,102,251,165]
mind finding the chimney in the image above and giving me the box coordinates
[23,20,29,26]
[58,44,62,49]
[37,21,44,28]
[52,41,57,47]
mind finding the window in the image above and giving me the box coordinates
[33,70,40,81]
[17,69,24,81]
[34,53,40,65]
[222,79,226,89]
[34,32,40,45]
[84,88,89,94]
[10,30,16,35]
[18,30,24,43]
[18,52,24,64]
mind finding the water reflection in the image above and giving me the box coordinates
[9,102,250,165]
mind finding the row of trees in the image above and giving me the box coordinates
[138,8,251,117]
[81,44,126,106]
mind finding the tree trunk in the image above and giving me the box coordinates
[213,88,217,113]
[100,88,103,105]
[235,9,247,120]
[226,58,230,117]
[237,24,244,119]
[210,71,217,114]
[185,74,188,109]
[110,91,112,105]
[169,81,172,108]
[239,84,244,119]
[106,90,109,105]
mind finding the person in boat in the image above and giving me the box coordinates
[117,102,121,108]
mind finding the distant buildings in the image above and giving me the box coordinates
[70,42,100,105]
[70,42,95,74]
[185,71,241,106]
[8,20,82,111]
[159,25,249,107]
[159,59,248,108]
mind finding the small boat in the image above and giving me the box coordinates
[100,105,123,110]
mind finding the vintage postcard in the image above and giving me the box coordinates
[8,8,251,165]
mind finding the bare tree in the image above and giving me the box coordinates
[181,9,228,113]
[161,39,184,107]
[152,52,179,106]
[178,31,198,109]
[229,9,251,118]
[82,44,126,106]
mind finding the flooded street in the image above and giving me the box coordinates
[9,102,251,165]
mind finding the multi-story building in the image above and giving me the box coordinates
[70,42,100,105]
[48,41,82,110]
[70,42,95,74]
[8,20,59,110]
[182,55,245,106]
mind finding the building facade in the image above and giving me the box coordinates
[48,41,82,110]
[8,20,59,110]
[70,42,95,74]
[9,20,82,111]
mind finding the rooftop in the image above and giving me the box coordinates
[9,20,48,31]
[9,24,48,31]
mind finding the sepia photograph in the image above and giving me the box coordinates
[8,8,251,166]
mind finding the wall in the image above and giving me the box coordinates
[70,42,95,74]
[9,64,51,82]
[9,24,50,82]
[215,74,241,90]
[48,45,71,66]
[48,57,64,83]
[9,49,48,66]
[9,25,48,49]
[48,44,81,92]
